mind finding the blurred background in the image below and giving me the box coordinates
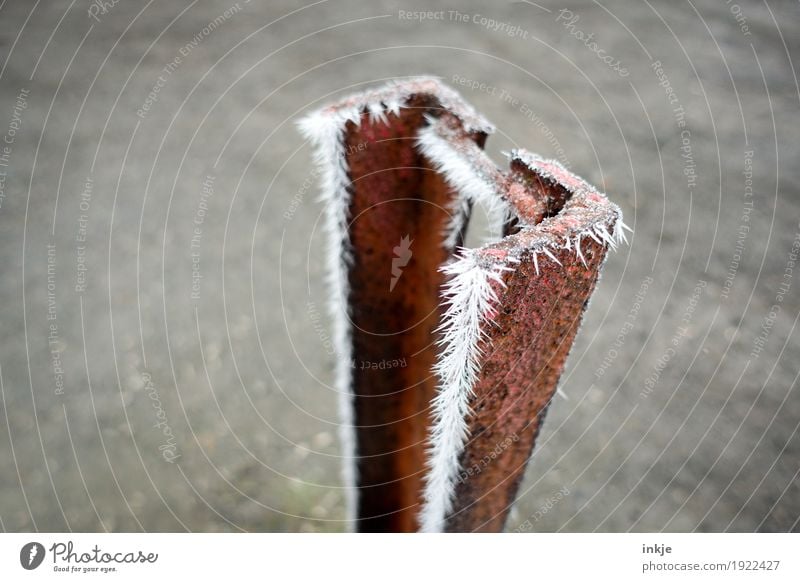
[0,0,798,532]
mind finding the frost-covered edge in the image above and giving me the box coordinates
[296,109,358,529]
[418,251,510,532]
[417,123,509,248]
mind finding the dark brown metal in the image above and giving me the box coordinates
[344,99,485,532]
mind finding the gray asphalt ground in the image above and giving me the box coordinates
[0,0,798,532]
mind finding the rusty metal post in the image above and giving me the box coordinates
[299,78,626,533]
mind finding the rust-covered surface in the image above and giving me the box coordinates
[299,78,623,533]
[444,237,607,532]
[338,94,487,532]
[440,155,620,532]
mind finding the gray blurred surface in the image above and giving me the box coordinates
[0,0,798,532]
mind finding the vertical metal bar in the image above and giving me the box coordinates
[299,79,493,531]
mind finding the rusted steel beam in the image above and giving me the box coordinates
[298,79,493,532]
[416,117,626,531]
[299,78,626,533]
